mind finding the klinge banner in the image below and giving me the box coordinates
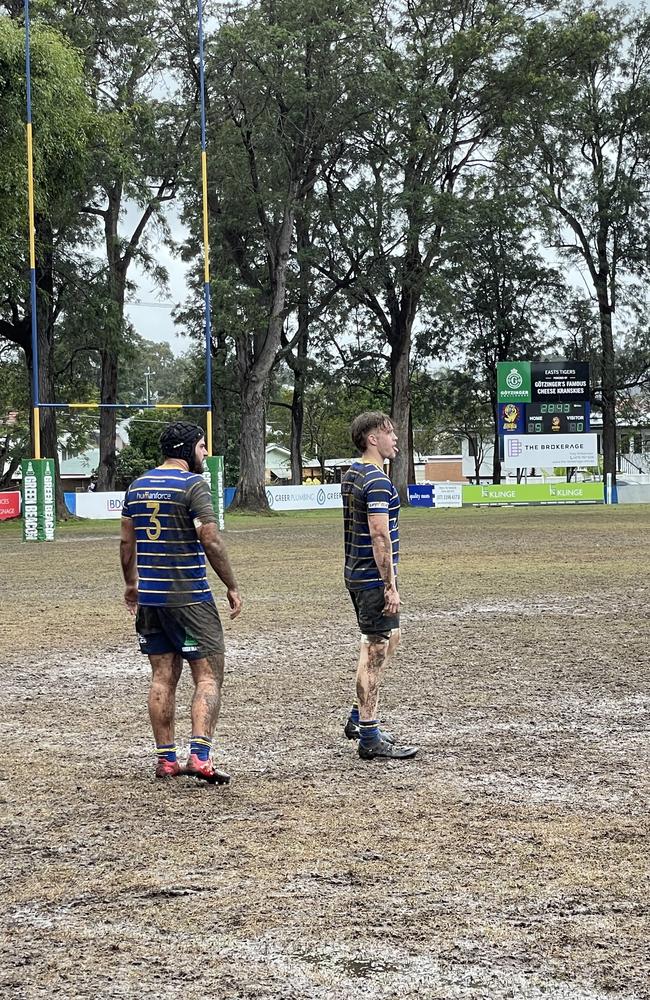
[463,482,604,504]
[501,433,598,469]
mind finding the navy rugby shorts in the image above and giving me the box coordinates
[135,601,225,659]
[349,585,400,640]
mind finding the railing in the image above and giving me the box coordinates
[618,453,650,474]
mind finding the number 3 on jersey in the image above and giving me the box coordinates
[145,501,162,540]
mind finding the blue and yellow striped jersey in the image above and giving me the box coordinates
[341,461,399,591]
[122,468,217,606]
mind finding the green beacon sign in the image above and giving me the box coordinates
[21,458,56,542]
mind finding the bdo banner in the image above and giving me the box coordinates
[204,456,225,531]
[21,458,56,541]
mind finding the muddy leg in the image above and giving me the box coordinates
[148,653,182,745]
[189,653,225,738]
[356,636,390,721]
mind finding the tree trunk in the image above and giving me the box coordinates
[288,207,311,485]
[596,278,617,487]
[289,328,307,485]
[97,185,126,492]
[407,405,415,484]
[97,350,119,490]
[390,330,412,504]
[212,325,228,458]
[490,390,502,484]
[229,378,269,512]
[229,195,296,511]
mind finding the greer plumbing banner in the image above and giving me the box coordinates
[463,482,604,505]
[501,433,598,469]
[21,458,56,541]
[265,484,343,510]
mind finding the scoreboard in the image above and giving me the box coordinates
[526,402,588,434]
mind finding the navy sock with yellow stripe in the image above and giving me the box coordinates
[155,744,177,763]
[190,736,212,762]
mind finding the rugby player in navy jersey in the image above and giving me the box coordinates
[120,422,242,784]
[341,412,419,760]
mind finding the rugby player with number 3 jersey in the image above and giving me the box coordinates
[120,422,242,784]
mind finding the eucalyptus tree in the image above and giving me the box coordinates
[435,177,565,481]
[0,11,96,514]
[51,0,196,489]
[504,1,650,487]
[199,0,376,510]
[318,0,532,501]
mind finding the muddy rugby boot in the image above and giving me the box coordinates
[184,754,231,785]
[155,759,182,779]
[358,737,419,761]
[344,717,395,744]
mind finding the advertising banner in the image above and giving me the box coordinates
[21,458,56,541]
[0,490,21,520]
[266,484,342,510]
[204,456,225,531]
[501,433,598,469]
[407,484,463,508]
[497,362,531,404]
[432,483,463,507]
[531,361,589,401]
[408,485,433,507]
[499,402,526,435]
[463,482,604,505]
[64,491,125,518]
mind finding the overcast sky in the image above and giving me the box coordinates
[122,202,194,357]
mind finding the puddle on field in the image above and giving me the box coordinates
[299,951,400,977]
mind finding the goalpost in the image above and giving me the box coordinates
[21,0,222,539]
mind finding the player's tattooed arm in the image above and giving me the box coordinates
[120,516,138,614]
[368,513,395,584]
[195,521,242,619]
[368,513,400,615]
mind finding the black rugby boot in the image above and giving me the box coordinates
[358,737,419,760]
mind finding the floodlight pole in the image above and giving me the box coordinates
[144,369,155,406]
[24,0,40,459]
[198,0,213,454]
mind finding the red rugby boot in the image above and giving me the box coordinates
[184,754,230,785]
[155,758,181,778]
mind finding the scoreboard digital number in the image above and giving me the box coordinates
[526,402,587,433]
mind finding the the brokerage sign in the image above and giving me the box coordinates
[531,361,589,401]
[501,433,598,469]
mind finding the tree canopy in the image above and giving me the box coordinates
[3,0,650,507]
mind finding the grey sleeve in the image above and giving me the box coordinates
[187,478,217,524]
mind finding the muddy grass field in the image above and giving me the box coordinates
[1,504,649,1000]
